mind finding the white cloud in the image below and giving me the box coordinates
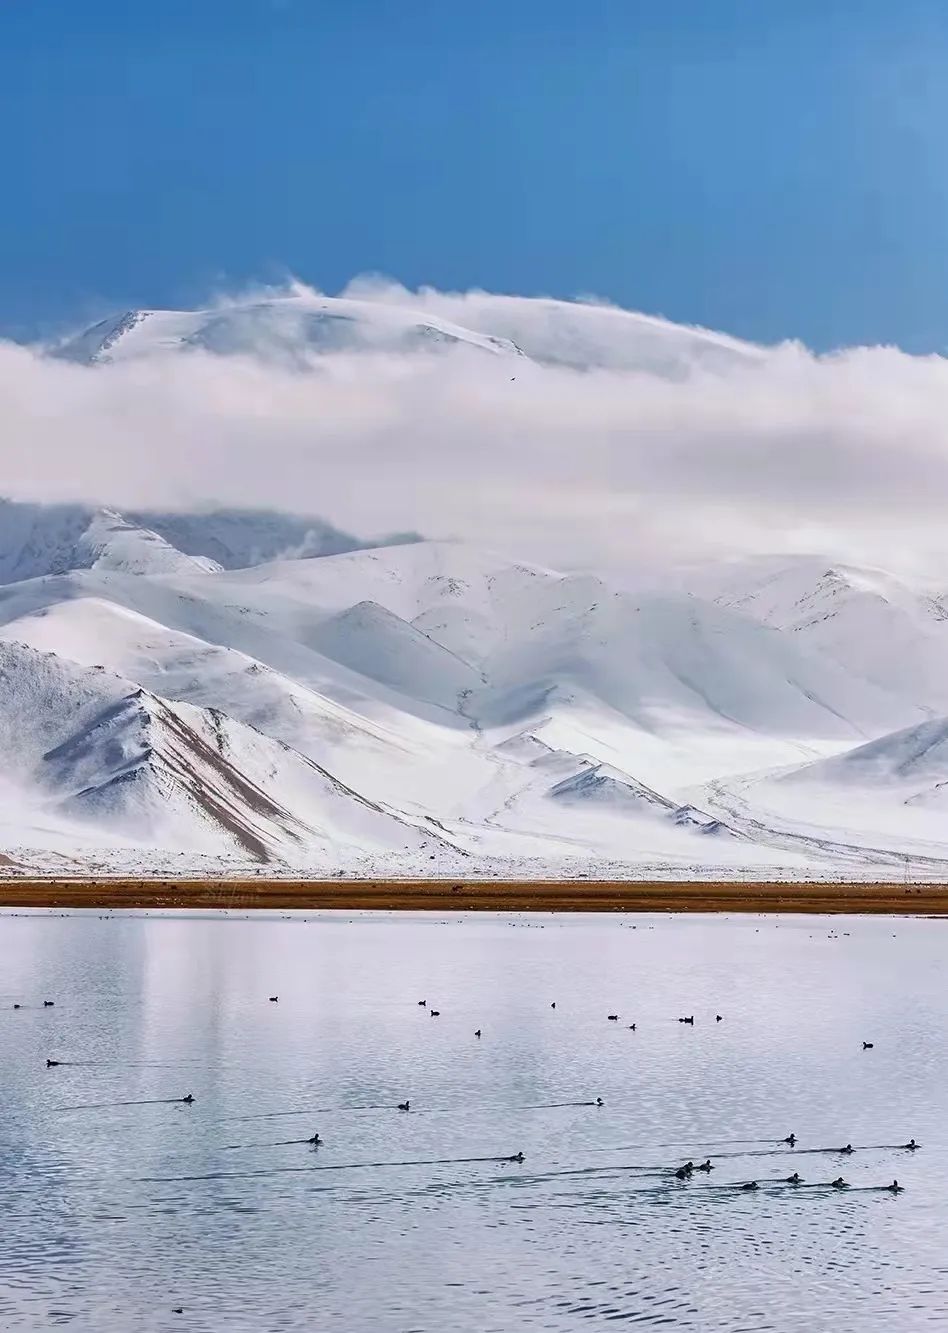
[2,279,948,575]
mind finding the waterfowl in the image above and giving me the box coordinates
[628,1023,636,1031]
[46,1059,60,1068]
[607,1014,619,1021]
[397,1101,410,1112]
[902,1139,919,1150]
[268,996,278,1003]
[307,1133,322,1146]
[862,1041,873,1049]
[550,1002,556,1009]
[785,1173,802,1185]
[43,1000,54,1007]
[418,1000,426,1007]
[474,1029,481,1038]
[887,1180,904,1193]
[678,1016,694,1025]
[595,1097,604,1107]
[831,1177,848,1188]
[508,1151,525,1163]
[12,1004,20,1010]
[430,1010,440,1017]
[838,1144,854,1155]
[783,1133,797,1146]
[716,1015,723,1022]
[675,1165,692,1180]
[697,1159,713,1172]
[741,1181,759,1191]
[181,1094,195,1104]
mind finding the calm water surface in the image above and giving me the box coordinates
[0,910,945,1332]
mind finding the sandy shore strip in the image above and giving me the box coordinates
[0,878,947,914]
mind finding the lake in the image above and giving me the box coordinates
[0,909,945,1331]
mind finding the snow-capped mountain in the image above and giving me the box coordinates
[3,493,948,877]
[52,284,764,376]
[54,291,523,367]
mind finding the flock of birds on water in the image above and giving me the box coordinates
[19,991,918,1199]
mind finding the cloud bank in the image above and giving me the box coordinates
[2,279,948,575]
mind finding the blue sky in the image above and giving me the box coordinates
[2,0,948,348]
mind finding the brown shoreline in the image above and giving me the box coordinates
[0,878,947,914]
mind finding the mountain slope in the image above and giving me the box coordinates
[0,640,443,861]
[308,600,483,710]
[780,716,948,797]
[342,282,767,375]
[694,715,948,871]
[708,556,948,713]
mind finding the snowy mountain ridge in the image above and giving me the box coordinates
[51,284,764,376]
[2,493,948,877]
[54,292,524,367]
[0,499,420,585]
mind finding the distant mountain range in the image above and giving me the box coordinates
[3,292,946,877]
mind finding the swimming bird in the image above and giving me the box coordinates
[862,1041,873,1049]
[678,1016,695,1025]
[607,1014,619,1021]
[716,1014,723,1022]
[418,1000,426,1007]
[675,1165,692,1179]
[474,1029,481,1038]
[783,1133,797,1146]
[902,1139,919,1150]
[181,1094,195,1104]
[628,1023,636,1031]
[430,1010,440,1017]
[12,1003,20,1010]
[838,1144,854,1155]
[46,1059,60,1068]
[741,1181,759,1191]
[43,1000,54,1007]
[268,996,278,1003]
[172,1309,184,1316]
[397,1101,410,1112]
[508,1151,525,1163]
[307,1133,322,1146]
[550,1002,556,1009]
[697,1159,714,1172]
[595,1097,604,1107]
[786,1173,803,1184]
[831,1177,848,1188]
[887,1180,904,1193]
